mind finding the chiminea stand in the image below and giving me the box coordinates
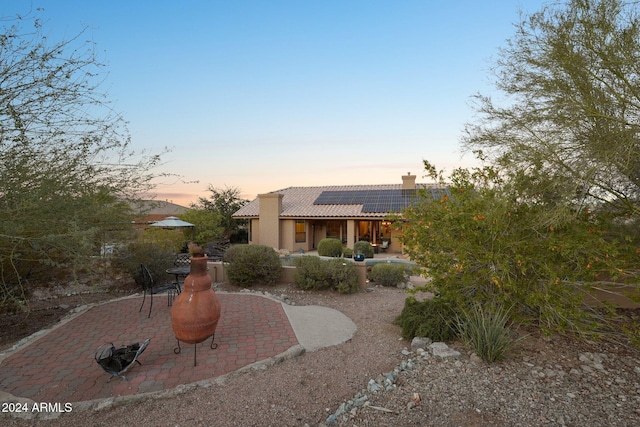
[174,335,218,367]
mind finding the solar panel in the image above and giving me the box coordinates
[313,189,448,213]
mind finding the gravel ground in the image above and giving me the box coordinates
[2,282,640,427]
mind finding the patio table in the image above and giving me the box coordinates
[166,266,190,292]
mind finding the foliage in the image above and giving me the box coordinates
[342,247,354,258]
[293,256,331,290]
[111,242,176,289]
[187,242,205,257]
[325,258,359,294]
[293,256,359,293]
[230,228,248,244]
[369,263,411,287]
[402,0,640,340]
[463,0,640,217]
[178,209,223,246]
[193,186,248,239]
[0,12,164,308]
[455,303,518,362]
[223,244,282,287]
[138,228,185,252]
[394,296,458,342]
[317,238,344,257]
[401,161,635,336]
[353,241,374,258]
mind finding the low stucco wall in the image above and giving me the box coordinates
[207,261,226,283]
[209,260,369,289]
[207,262,302,287]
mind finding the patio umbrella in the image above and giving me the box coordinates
[150,216,194,228]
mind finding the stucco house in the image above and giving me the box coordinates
[232,173,447,254]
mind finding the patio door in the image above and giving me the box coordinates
[357,220,382,243]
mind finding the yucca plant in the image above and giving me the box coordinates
[455,303,518,362]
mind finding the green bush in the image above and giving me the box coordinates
[223,244,282,287]
[353,240,374,258]
[112,242,176,289]
[317,238,344,257]
[456,303,518,362]
[326,258,359,293]
[294,256,359,293]
[394,296,457,341]
[400,163,639,338]
[369,263,410,286]
[342,247,353,258]
[293,256,331,290]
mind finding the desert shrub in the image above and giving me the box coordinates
[223,244,282,287]
[326,258,359,293]
[294,256,359,293]
[293,256,331,290]
[456,303,518,362]
[369,263,410,286]
[353,240,374,258]
[400,163,640,338]
[317,238,343,257]
[342,247,353,258]
[140,227,185,250]
[112,242,176,288]
[394,296,458,341]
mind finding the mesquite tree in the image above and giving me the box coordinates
[402,0,640,340]
[464,0,640,217]
[193,186,248,239]
[0,12,163,306]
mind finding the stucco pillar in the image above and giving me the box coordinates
[346,220,355,249]
[258,193,283,249]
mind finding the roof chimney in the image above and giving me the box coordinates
[402,172,416,190]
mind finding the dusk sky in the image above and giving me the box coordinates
[6,1,548,206]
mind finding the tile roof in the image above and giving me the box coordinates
[233,184,443,219]
[129,199,190,215]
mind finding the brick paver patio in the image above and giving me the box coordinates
[0,293,299,403]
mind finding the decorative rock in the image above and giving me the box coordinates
[399,359,415,370]
[411,337,432,352]
[470,353,483,364]
[384,371,396,383]
[353,395,368,407]
[367,379,382,393]
[428,342,462,359]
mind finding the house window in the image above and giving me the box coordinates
[295,220,306,243]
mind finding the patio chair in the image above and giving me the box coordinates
[379,239,390,253]
[139,264,180,317]
[174,252,191,266]
[170,253,191,289]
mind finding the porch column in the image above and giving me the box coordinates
[346,220,355,249]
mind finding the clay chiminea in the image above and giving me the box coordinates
[170,243,221,365]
